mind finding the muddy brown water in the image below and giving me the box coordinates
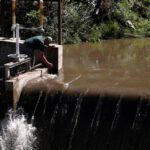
[63,38,150,94]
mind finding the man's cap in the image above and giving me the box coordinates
[46,36,53,42]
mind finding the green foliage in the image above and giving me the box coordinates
[0,0,149,43]
[110,0,150,38]
[132,1,150,19]
[100,21,121,39]
[88,25,102,42]
[134,19,150,36]
[86,21,122,42]
[140,0,150,6]
[111,1,139,23]
[62,0,94,43]
[25,10,40,27]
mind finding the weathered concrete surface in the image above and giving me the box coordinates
[5,68,48,108]
[46,44,63,74]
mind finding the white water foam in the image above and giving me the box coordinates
[0,109,37,150]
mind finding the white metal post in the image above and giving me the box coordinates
[16,24,20,58]
[12,0,16,39]
[40,0,44,30]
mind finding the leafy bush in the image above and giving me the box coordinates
[100,21,121,39]
[88,25,102,42]
[0,0,150,43]
[62,0,95,43]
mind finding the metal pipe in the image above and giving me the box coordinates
[12,0,16,38]
[40,0,44,29]
[16,24,20,57]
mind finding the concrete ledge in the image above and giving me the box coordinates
[5,68,48,108]
[0,37,24,44]
[4,58,31,79]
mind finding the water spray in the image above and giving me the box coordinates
[64,75,82,88]
[0,109,37,150]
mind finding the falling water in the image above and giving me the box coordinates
[106,97,122,150]
[31,91,43,121]
[42,90,50,116]
[0,109,37,150]
[85,95,103,150]
[67,90,89,150]
[132,97,147,131]
[110,97,122,131]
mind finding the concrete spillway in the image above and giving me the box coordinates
[18,78,150,150]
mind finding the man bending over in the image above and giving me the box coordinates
[24,35,53,69]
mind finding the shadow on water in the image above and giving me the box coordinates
[16,38,150,150]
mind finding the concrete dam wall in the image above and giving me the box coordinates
[17,77,150,150]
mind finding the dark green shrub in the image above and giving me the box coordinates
[88,25,102,42]
[100,21,121,39]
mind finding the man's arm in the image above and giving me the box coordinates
[36,51,53,69]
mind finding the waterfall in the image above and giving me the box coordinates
[0,109,37,150]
